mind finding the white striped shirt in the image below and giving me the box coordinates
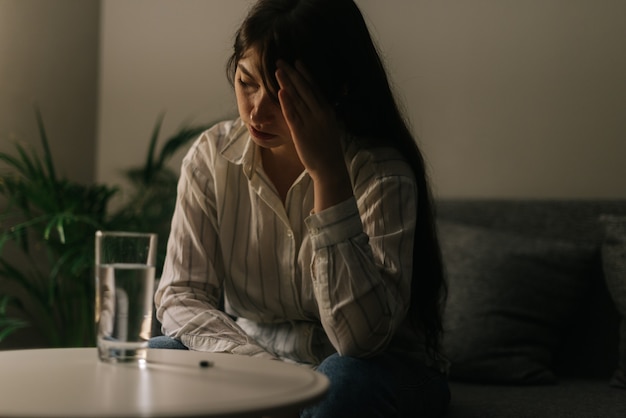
[155,118,427,365]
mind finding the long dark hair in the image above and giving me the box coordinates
[226,0,446,362]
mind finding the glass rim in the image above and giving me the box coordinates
[95,230,157,239]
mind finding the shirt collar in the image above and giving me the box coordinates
[219,118,258,179]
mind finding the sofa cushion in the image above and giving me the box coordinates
[446,379,626,418]
[600,215,626,389]
[439,221,596,384]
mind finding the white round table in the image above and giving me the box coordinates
[0,347,329,417]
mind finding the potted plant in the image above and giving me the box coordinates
[0,109,212,347]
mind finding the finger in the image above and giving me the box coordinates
[276,68,305,126]
[275,65,295,96]
[277,81,305,130]
[276,66,309,114]
[276,60,318,110]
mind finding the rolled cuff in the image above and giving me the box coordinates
[305,197,364,250]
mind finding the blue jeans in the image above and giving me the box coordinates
[149,336,450,417]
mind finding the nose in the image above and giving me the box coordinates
[250,89,276,126]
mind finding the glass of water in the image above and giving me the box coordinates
[95,231,157,363]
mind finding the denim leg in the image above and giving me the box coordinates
[148,335,188,350]
[300,353,449,418]
[300,353,396,418]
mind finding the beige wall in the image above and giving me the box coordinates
[97,0,626,199]
[0,0,99,182]
[96,0,246,195]
[7,0,622,200]
[366,0,626,199]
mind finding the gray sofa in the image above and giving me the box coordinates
[435,199,626,417]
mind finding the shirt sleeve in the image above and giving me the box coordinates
[154,130,274,360]
[304,173,417,358]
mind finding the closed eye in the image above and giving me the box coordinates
[237,63,260,90]
[238,78,255,88]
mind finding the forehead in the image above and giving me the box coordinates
[237,47,263,74]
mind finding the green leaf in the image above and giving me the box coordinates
[0,296,29,342]
[156,124,212,169]
[143,113,165,184]
[15,142,44,180]
[34,105,58,186]
[0,318,29,341]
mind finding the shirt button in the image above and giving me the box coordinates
[287,230,293,238]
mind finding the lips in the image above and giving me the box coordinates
[249,125,277,141]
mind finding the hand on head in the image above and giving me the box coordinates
[275,59,345,181]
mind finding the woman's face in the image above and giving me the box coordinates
[235,47,292,150]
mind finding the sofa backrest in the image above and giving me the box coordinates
[435,199,626,379]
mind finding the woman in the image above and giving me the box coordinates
[153,0,450,416]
